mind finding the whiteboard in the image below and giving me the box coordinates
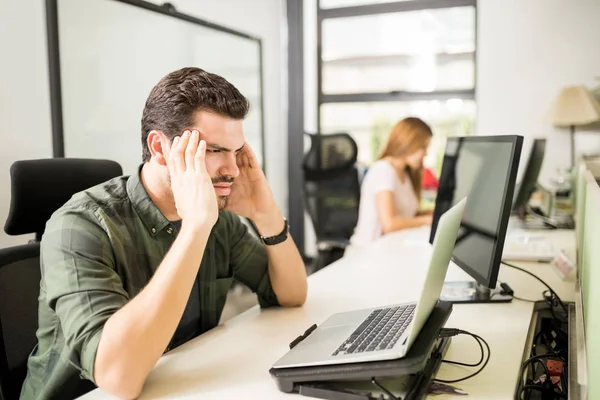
[49,0,265,176]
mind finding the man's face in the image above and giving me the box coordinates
[172,111,245,210]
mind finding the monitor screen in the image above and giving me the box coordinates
[513,139,546,212]
[430,135,523,288]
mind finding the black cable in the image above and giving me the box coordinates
[547,298,563,322]
[371,377,399,400]
[434,329,490,384]
[530,332,567,359]
[513,295,538,303]
[542,290,568,323]
[527,358,548,385]
[531,331,545,358]
[529,358,550,381]
[539,317,569,356]
[441,332,484,367]
[497,279,538,303]
[519,385,567,399]
[532,331,551,357]
[522,354,565,372]
[517,353,567,399]
[501,261,568,316]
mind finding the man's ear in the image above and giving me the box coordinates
[147,130,169,166]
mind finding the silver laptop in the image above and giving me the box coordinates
[272,198,466,369]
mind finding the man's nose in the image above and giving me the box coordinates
[220,153,240,178]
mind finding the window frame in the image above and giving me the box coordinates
[316,0,478,132]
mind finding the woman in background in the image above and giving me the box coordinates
[350,117,433,247]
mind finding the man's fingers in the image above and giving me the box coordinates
[170,131,189,174]
[242,143,259,169]
[236,150,248,168]
[165,136,179,175]
[185,130,200,170]
[194,140,207,173]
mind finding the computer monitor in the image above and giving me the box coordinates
[429,135,523,303]
[512,138,546,214]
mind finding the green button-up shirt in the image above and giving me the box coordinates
[20,167,279,400]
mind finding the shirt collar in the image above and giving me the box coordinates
[127,164,171,237]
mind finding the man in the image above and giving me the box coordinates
[20,67,308,400]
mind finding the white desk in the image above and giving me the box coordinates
[80,227,575,400]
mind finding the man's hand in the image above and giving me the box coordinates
[225,144,307,307]
[227,143,279,226]
[95,130,217,399]
[166,129,219,230]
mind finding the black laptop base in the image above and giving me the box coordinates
[269,301,453,400]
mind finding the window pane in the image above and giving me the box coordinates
[320,0,414,8]
[322,7,475,94]
[320,100,476,172]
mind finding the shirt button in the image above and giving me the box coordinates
[167,227,173,234]
[151,227,157,234]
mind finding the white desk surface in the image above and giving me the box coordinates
[80,225,575,400]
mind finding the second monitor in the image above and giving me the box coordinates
[513,138,547,216]
[430,135,523,303]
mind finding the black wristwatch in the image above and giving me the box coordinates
[259,218,289,246]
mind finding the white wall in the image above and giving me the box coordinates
[0,0,287,248]
[171,0,287,213]
[0,1,53,247]
[476,0,600,185]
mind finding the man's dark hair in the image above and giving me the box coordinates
[141,67,249,162]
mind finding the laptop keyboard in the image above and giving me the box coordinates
[332,304,416,356]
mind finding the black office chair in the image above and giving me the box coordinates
[303,133,361,272]
[0,158,122,400]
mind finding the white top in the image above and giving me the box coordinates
[350,160,419,247]
[78,227,576,400]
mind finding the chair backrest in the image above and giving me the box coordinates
[302,133,360,242]
[0,244,40,400]
[0,158,122,400]
[4,158,123,240]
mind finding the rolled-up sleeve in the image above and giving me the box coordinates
[41,209,129,382]
[225,213,279,308]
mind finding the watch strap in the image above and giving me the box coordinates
[259,218,289,246]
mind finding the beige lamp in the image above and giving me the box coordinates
[546,85,600,167]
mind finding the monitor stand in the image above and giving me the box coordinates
[512,217,556,230]
[512,206,556,230]
[514,206,575,230]
[440,281,513,304]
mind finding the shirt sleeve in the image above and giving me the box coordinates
[369,162,397,194]
[224,212,280,308]
[41,208,129,382]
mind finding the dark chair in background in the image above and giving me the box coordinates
[0,158,122,400]
[303,133,361,272]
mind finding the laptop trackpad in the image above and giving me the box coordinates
[273,324,354,368]
[293,325,352,356]
[320,309,372,328]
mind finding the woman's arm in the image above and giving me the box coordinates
[375,191,432,233]
[417,209,434,216]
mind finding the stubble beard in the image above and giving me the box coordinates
[218,196,228,211]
